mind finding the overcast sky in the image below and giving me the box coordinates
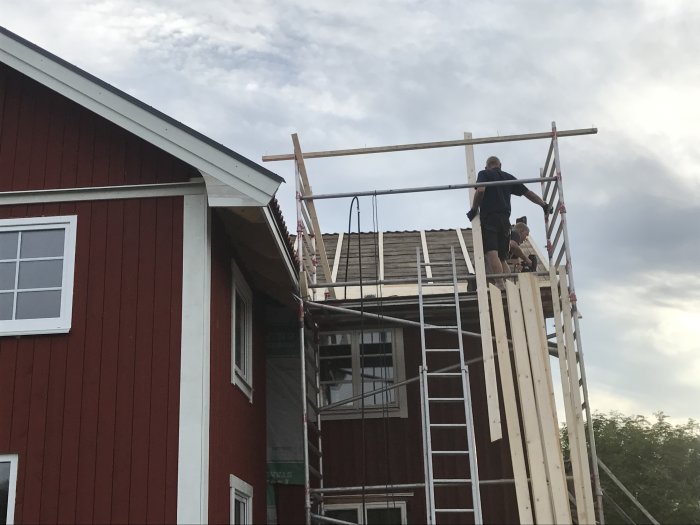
[4,0,699,423]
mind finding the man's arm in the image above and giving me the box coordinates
[467,186,485,221]
[524,190,553,215]
[509,240,531,266]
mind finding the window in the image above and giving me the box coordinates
[0,455,18,525]
[319,329,406,419]
[0,216,77,336]
[325,502,407,525]
[229,474,253,525]
[231,260,253,400]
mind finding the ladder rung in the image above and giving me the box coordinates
[436,509,474,513]
[422,262,453,267]
[430,423,467,428]
[427,372,462,377]
[434,478,471,484]
[309,465,323,479]
[424,325,458,330]
[425,348,461,353]
[422,281,455,286]
[432,450,468,455]
[428,397,465,402]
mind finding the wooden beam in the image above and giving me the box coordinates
[505,280,554,524]
[464,132,502,442]
[489,284,534,524]
[262,128,598,162]
[519,274,572,524]
[292,133,335,299]
[455,228,475,274]
[419,230,432,280]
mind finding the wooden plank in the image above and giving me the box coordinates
[488,284,534,524]
[331,232,344,282]
[519,274,571,524]
[263,127,598,161]
[558,268,596,523]
[292,134,335,298]
[92,200,124,524]
[419,230,432,279]
[464,132,502,441]
[505,281,554,524]
[455,228,475,274]
[378,231,384,281]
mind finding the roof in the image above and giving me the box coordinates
[0,26,283,206]
[314,227,546,300]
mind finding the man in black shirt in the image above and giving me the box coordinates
[467,156,552,275]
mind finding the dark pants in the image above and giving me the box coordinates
[481,213,510,260]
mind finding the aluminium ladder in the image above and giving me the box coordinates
[417,246,482,524]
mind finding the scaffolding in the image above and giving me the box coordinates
[264,123,609,524]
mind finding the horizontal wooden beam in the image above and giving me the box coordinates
[262,127,598,162]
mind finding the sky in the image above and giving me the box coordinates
[3,0,699,423]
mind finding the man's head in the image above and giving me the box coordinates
[485,156,501,170]
[512,222,530,244]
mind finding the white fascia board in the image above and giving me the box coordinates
[201,172,264,207]
[263,206,298,284]
[0,34,281,206]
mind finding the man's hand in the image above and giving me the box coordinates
[467,208,478,221]
[542,203,554,216]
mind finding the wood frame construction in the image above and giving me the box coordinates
[263,124,604,525]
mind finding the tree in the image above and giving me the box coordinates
[562,412,700,524]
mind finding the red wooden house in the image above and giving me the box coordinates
[0,27,297,524]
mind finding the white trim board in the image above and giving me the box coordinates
[0,30,281,207]
[177,193,211,524]
[262,206,298,285]
[0,181,205,205]
[0,454,18,525]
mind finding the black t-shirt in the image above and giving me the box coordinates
[476,168,528,215]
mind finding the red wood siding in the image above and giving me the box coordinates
[209,214,267,524]
[320,326,518,524]
[0,198,183,524]
[0,63,199,191]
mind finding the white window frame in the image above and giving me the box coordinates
[0,454,19,525]
[319,328,407,420]
[324,501,407,525]
[0,215,77,337]
[229,474,253,525]
[231,260,253,402]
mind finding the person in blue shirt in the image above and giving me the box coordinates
[467,156,552,275]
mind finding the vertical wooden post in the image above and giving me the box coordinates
[464,132,502,442]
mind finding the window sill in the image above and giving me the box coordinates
[0,326,70,337]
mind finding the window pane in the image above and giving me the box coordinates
[0,263,16,290]
[20,229,65,258]
[322,382,354,406]
[322,333,351,346]
[234,496,247,524]
[367,507,402,524]
[320,343,352,358]
[362,330,391,344]
[320,357,352,382]
[0,293,13,321]
[363,382,396,405]
[326,509,359,523]
[234,291,246,371]
[0,233,18,260]
[16,290,61,319]
[0,461,10,525]
[18,260,63,289]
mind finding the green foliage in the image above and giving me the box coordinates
[562,412,700,524]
